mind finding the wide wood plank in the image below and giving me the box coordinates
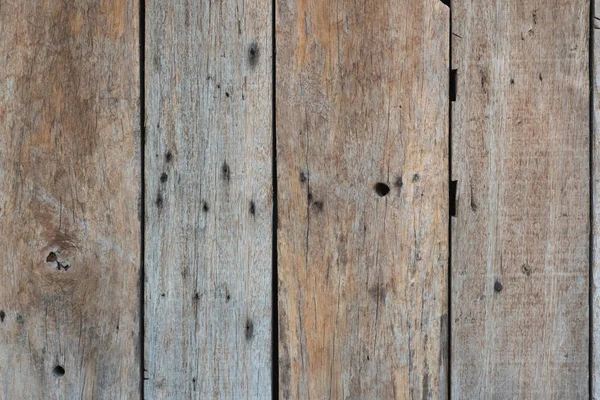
[276,0,449,398]
[451,1,589,398]
[0,1,140,398]
[144,0,272,398]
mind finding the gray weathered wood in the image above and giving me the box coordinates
[144,0,273,398]
[593,1,600,398]
[452,1,589,397]
[0,0,141,398]
[276,0,450,397]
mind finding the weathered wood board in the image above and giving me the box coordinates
[593,1,600,398]
[276,0,450,398]
[144,0,273,398]
[0,0,141,398]
[451,1,589,398]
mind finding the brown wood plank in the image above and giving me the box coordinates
[451,1,589,397]
[0,0,140,398]
[276,1,450,397]
[144,0,273,398]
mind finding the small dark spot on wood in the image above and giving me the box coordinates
[203,202,209,212]
[225,92,230,97]
[16,314,24,324]
[539,73,543,81]
[52,365,65,377]
[155,193,163,208]
[312,201,324,211]
[521,263,532,277]
[510,78,515,85]
[116,325,119,331]
[165,151,173,163]
[160,172,168,183]
[217,84,221,89]
[161,293,165,297]
[494,280,503,292]
[366,355,370,361]
[374,182,390,197]
[0,311,5,323]
[412,174,420,183]
[248,42,259,67]
[226,294,231,302]
[299,171,307,183]
[245,319,254,340]
[307,193,313,202]
[394,176,403,188]
[222,161,230,181]
[194,292,200,301]
[46,252,57,263]
[249,201,256,215]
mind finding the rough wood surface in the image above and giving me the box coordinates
[451,1,589,398]
[594,1,600,398]
[276,1,449,398]
[0,0,140,398]
[144,0,272,398]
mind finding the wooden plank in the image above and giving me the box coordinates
[0,1,140,398]
[593,1,600,398]
[144,0,272,398]
[451,1,589,397]
[276,0,449,397]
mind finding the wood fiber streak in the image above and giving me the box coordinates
[144,0,272,398]
[0,0,140,398]
[451,1,589,398]
[277,0,449,398]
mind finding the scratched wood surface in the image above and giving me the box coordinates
[451,1,589,398]
[0,0,140,399]
[144,0,273,398]
[276,0,449,398]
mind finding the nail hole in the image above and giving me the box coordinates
[53,365,65,377]
[374,183,390,197]
[160,173,168,183]
[494,280,503,292]
[202,202,209,212]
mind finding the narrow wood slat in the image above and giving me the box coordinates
[0,0,140,398]
[451,1,589,397]
[276,0,449,397]
[144,0,273,398]
[593,1,600,398]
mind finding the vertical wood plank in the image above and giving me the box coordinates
[144,0,272,398]
[276,0,449,398]
[0,0,140,398]
[593,1,600,398]
[452,1,589,397]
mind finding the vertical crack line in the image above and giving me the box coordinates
[139,0,146,397]
[448,1,453,398]
[271,0,279,397]
[589,0,594,397]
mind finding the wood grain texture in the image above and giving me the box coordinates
[144,0,272,398]
[276,0,449,398]
[451,1,589,398]
[0,0,140,398]
[594,1,600,398]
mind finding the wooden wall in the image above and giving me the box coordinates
[0,0,595,398]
